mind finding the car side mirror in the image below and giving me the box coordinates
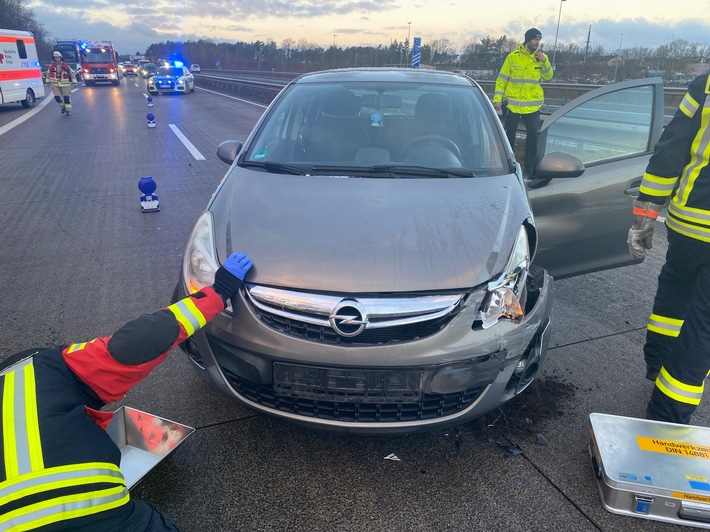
[526,151,585,189]
[216,141,243,165]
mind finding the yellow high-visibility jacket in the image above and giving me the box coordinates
[639,73,710,243]
[493,44,553,114]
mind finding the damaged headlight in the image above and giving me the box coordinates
[477,226,530,329]
[182,211,219,295]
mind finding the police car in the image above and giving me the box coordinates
[147,62,195,95]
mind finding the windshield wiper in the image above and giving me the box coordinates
[239,160,309,175]
[371,165,475,178]
[311,164,475,178]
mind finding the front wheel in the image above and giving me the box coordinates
[20,89,36,108]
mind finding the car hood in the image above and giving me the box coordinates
[152,75,179,81]
[210,169,533,293]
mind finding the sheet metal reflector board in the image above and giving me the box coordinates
[590,413,710,528]
[106,406,195,490]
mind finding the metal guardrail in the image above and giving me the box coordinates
[195,70,686,115]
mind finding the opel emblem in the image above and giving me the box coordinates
[329,300,368,337]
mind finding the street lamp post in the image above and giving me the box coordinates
[614,33,624,81]
[407,22,412,67]
[333,34,337,68]
[552,0,567,69]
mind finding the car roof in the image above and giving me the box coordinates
[292,68,476,87]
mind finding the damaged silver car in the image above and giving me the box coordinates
[175,69,664,433]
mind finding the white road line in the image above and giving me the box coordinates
[169,124,206,160]
[196,86,268,108]
[0,95,53,137]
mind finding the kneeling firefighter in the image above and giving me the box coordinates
[0,253,253,530]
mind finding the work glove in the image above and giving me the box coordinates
[627,200,663,259]
[212,253,253,303]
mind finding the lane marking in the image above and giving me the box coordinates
[196,86,268,108]
[0,86,82,137]
[169,124,206,160]
[0,95,53,137]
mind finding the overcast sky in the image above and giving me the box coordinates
[27,0,710,57]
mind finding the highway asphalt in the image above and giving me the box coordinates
[0,77,705,531]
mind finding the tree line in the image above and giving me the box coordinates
[148,36,708,84]
[3,0,707,85]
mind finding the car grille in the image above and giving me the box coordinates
[220,365,484,423]
[245,284,464,346]
[89,67,111,74]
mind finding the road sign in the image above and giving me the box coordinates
[412,37,421,68]
[216,59,221,69]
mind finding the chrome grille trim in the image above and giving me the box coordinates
[245,284,464,331]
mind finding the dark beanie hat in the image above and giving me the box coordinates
[525,28,542,43]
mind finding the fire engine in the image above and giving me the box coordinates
[0,28,45,107]
[80,41,120,86]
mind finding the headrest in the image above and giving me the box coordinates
[322,89,360,117]
[415,93,452,121]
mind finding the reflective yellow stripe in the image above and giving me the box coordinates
[167,298,207,337]
[656,367,704,405]
[647,313,683,337]
[66,342,86,353]
[667,214,710,243]
[21,364,43,472]
[676,105,710,206]
[639,172,677,197]
[0,465,125,507]
[0,484,129,531]
[3,371,19,479]
[679,92,699,118]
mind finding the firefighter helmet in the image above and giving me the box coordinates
[52,51,62,59]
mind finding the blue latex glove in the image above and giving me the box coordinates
[212,253,253,302]
[223,252,253,280]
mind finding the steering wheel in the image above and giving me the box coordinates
[402,135,462,161]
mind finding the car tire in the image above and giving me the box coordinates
[20,89,36,108]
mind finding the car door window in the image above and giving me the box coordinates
[541,81,661,166]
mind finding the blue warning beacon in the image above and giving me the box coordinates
[138,176,160,212]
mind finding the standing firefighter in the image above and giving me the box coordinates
[0,253,252,530]
[492,28,553,176]
[44,51,77,115]
[628,73,710,424]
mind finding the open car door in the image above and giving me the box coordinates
[527,77,665,279]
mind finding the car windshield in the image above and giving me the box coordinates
[242,80,509,177]
[157,67,182,76]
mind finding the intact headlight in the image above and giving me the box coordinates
[477,226,530,329]
[182,211,219,295]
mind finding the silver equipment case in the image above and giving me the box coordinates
[589,413,710,529]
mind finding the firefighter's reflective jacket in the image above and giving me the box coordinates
[493,44,554,114]
[0,287,226,531]
[639,73,710,243]
[44,61,76,87]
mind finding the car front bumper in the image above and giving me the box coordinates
[177,270,554,434]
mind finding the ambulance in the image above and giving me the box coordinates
[0,29,45,107]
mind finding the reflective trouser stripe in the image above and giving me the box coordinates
[656,367,704,405]
[0,484,129,531]
[647,313,684,337]
[2,359,43,478]
[168,298,206,337]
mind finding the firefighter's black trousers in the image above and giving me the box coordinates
[646,228,710,423]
